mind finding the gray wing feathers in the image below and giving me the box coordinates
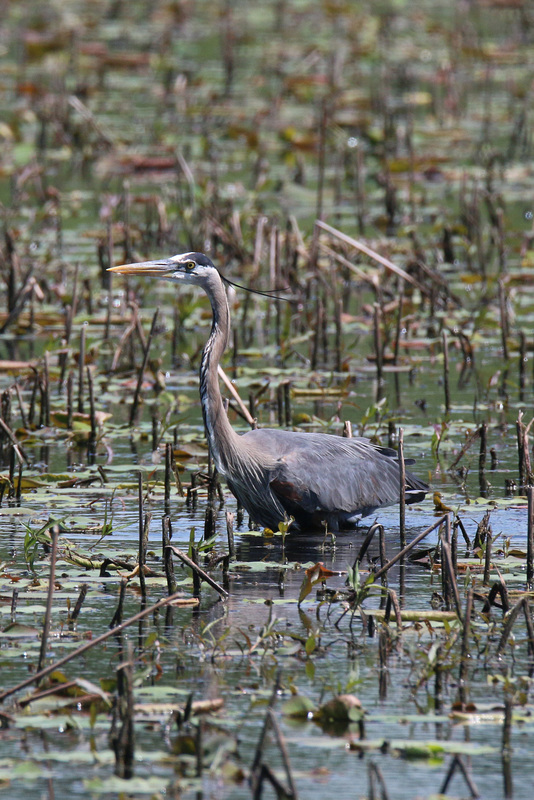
[274,436,404,514]
[241,428,422,518]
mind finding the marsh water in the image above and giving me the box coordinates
[1,1,534,798]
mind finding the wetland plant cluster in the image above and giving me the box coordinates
[0,0,533,798]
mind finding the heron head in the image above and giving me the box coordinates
[108,252,216,286]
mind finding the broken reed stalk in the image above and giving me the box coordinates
[319,241,376,289]
[249,391,256,422]
[166,544,228,598]
[277,383,284,427]
[86,366,97,439]
[78,324,86,414]
[10,589,18,624]
[355,142,366,234]
[353,522,383,567]
[226,510,235,559]
[434,645,443,714]
[221,0,235,97]
[383,589,403,652]
[37,525,59,675]
[66,370,73,430]
[42,352,50,427]
[523,598,534,662]
[250,672,296,800]
[502,696,513,799]
[314,219,428,294]
[393,280,404,366]
[372,515,450,583]
[69,583,88,623]
[457,588,473,709]
[13,382,27,430]
[15,459,22,504]
[65,265,78,340]
[448,426,481,470]
[479,421,487,472]
[383,588,402,626]
[483,530,492,586]
[528,486,534,590]
[203,495,217,541]
[442,329,450,414]
[334,296,342,371]
[164,442,172,516]
[497,596,534,658]
[57,334,72,395]
[162,516,176,594]
[379,525,387,593]
[251,673,280,779]
[438,537,450,612]
[110,645,135,779]
[519,330,526,402]
[18,680,81,709]
[455,516,471,549]
[378,627,388,700]
[110,304,139,372]
[195,719,203,778]
[473,510,491,551]
[218,365,255,426]
[441,537,462,619]
[398,427,406,550]
[109,578,128,629]
[8,446,15,493]
[310,292,323,370]
[373,302,383,397]
[498,279,509,361]
[265,708,297,799]
[5,229,17,313]
[439,754,480,799]
[283,381,291,427]
[0,417,27,466]
[252,763,292,800]
[137,473,147,604]
[129,308,159,427]
[316,99,327,221]
[151,406,159,451]
[516,411,525,488]
[517,414,533,488]
[368,761,391,800]
[105,216,114,292]
[482,576,509,615]
[122,181,133,262]
[451,517,458,576]
[190,546,201,597]
[0,589,199,704]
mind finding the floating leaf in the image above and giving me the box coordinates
[282,695,316,719]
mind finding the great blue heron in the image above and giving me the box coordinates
[109,252,427,532]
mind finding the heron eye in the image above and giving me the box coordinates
[185,260,195,271]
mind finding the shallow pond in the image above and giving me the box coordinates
[1,0,534,798]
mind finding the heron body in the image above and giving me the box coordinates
[109,252,427,532]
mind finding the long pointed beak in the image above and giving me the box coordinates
[108,260,174,276]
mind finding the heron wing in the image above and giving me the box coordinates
[241,428,425,521]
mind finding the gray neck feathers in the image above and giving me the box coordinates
[198,272,240,475]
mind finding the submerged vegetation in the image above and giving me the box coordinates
[0,0,534,797]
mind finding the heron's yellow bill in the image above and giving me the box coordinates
[108,260,174,276]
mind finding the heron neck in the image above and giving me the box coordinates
[199,273,240,474]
